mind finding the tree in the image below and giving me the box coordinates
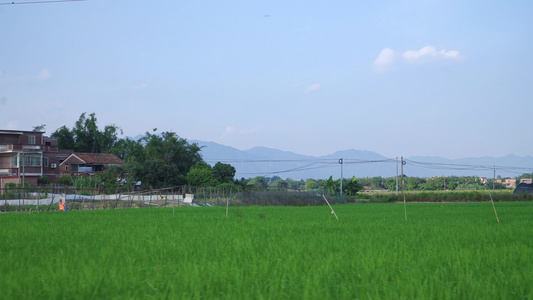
[32,124,46,132]
[51,125,75,150]
[270,179,288,190]
[109,137,144,161]
[248,176,268,189]
[72,112,99,152]
[305,179,320,190]
[51,112,121,152]
[124,131,204,188]
[211,162,236,184]
[186,163,218,186]
[323,176,339,195]
[96,165,128,189]
[384,177,397,192]
[343,176,363,196]
[406,177,425,190]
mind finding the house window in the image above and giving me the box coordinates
[11,156,18,167]
[72,165,79,172]
[43,157,49,167]
[65,165,68,171]
[28,135,36,145]
[23,154,41,167]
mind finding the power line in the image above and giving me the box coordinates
[405,159,533,173]
[0,0,87,5]
[203,156,532,178]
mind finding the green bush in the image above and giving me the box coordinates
[38,176,50,185]
[56,176,73,186]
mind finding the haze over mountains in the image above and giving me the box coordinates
[192,140,533,180]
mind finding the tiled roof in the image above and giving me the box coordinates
[74,153,123,165]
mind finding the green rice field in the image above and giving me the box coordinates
[1,202,533,299]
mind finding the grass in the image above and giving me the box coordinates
[1,202,533,299]
[358,189,533,203]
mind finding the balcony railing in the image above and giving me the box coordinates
[22,145,43,150]
[0,144,44,151]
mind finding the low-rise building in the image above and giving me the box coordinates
[59,153,123,178]
[0,129,66,188]
[520,178,532,184]
[503,178,517,189]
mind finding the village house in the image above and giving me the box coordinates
[0,129,69,188]
[59,153,123,178]
[495,178,517,189]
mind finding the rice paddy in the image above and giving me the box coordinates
[1,202,532,299]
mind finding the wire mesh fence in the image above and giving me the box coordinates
[0,185,341,213]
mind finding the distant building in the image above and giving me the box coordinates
[495,178,517,189]
[59,153,123,178]
[503,178,517,189]
[520,178,532,184]
[0,129,69,188]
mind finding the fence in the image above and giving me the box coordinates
[0,185,340,212]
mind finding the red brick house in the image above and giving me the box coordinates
[0,129,66,188]
[60,153,123,178]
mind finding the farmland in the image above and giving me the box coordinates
[1,202,533,299]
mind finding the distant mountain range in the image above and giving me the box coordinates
[191,140,533,180]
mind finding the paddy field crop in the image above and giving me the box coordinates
[1,202,532,299]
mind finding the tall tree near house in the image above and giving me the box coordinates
[51,112,121,152]
[32,124,46,132]
[124,131,204,189]
[109,137,144,161]
[73,112,100,152]
[51,125,75,150]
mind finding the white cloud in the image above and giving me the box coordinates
[37,69,51,81]
[373,46,462,72]
[373,48,396,67]
[304,83,321,93]
[403,45,461,63]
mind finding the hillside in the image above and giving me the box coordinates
[192,140,533,180]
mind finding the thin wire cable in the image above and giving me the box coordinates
[0,0,86,5]
[405,159,533,173]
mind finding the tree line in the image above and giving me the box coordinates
[49,113,235,190]
[45,112,531,194]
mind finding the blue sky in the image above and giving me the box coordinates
[1,0,532,159]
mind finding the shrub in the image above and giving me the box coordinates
[56,176,73,186]
[38,176,50,185]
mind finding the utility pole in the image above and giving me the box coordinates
[339,158,343,199]
[401,156,407,221]
[396,156,398,196]
[22,151,25,187]
[493,165,496,192]
[401,156,404,197]
[22,151,25,210]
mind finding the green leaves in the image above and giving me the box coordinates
[123,131,204,189]
[51,112,121,153]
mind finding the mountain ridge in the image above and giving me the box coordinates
[190,140,533,180]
